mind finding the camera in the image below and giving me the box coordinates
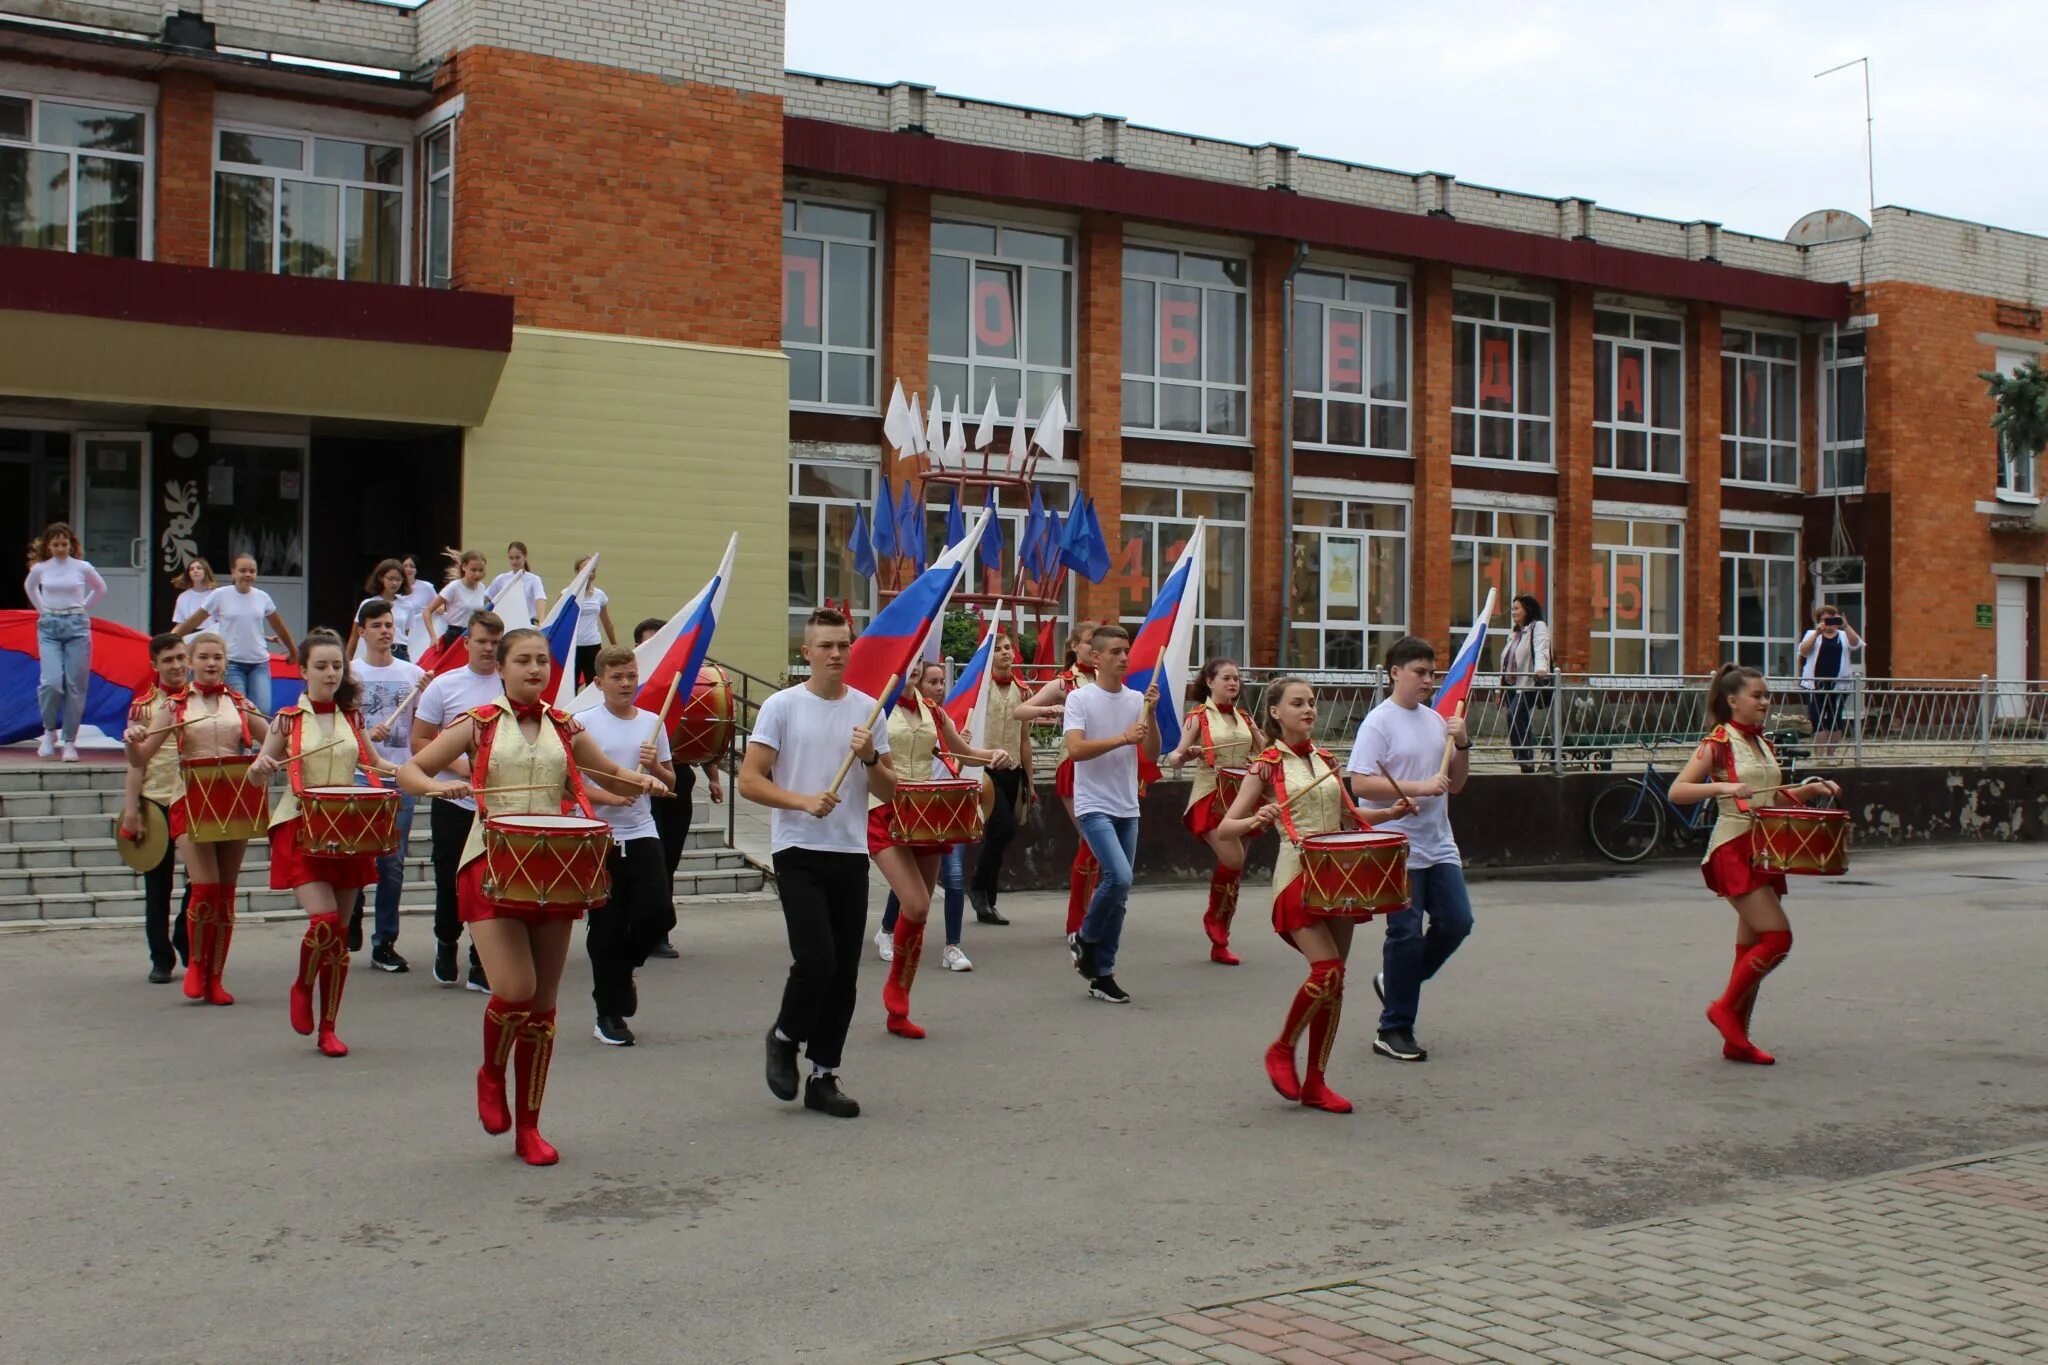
[1823,616,1844,627]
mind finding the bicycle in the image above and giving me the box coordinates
[1587,732,1809,864]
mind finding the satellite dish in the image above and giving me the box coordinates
[1786,209,1872,246]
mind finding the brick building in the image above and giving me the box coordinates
[2,0,2042,687]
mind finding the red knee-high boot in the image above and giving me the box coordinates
[1265,958,1341,1101]
[1065,845,1099,938]
[204,892,236,1006]
[1300,963,1353,1113]
[883,917,926,1039]
[291,912,341,1036]
[182,886,215,1000]
[513,1007,560,1166]
[478,995,530,1135]
[1204,866,1243,965]
[317,933,350,1057]
[1706,930,1792,1065]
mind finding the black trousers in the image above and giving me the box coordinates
[971,769,1026,903]
[574,643,601,690]
[771,849,868,1071]
[142,799,189,969]
[587,836,675,1017]
[429,798,475,949]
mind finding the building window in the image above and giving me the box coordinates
[419,122,453,289]
[1287,495,1407,670]
[1591,516,1682,675]
[787,461,877,660]
[783,197,879,410]
[1115,484,1250,663]
[213,127,406,282]
[1451,289,1552,464]
[1451,508,1551,671]
[1820,332,1866,493]
[0,92,146,257]
[1594,309,1684,476]
[1720,526,1800,677]
[1121,246,1249,439]
[1291,270,1410,453]
[1720,328,1799,488]
[1995,350,2039,500]
[930,219,1073,419]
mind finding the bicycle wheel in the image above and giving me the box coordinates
[1588,781,1664,864]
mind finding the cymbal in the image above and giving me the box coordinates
[113,803,170,873]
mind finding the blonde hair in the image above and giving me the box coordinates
[187,631,228,654]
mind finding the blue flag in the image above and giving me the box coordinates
[1035,508,1063,578]
[945,485,966,549]
[871,476,897,561]
[979,486,1005,573]
[1079,495,1112,582]
[850,505,877,579]
[896,481,924,571]
[1020,487,1045,574]
[1057,495,1088,576]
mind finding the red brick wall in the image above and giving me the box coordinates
[1684,302,1724,672]
[1410,263,1455,653]
[154,70,213,267]
[1247,241,1293,665]
[1075,211,1124,630]
[880,184,930,484]
[1553,285,1597,672]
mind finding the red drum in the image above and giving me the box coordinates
[180,756,269,844]
[891,779,984,846]
[1299,831,1410,916]
[1751,805,1850,876]
[480,814,613,911]
[299,786,401,856]
[669,666,734,767]
[1213,766,1248,820]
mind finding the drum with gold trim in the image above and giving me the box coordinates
[891,778,984,846]
[669,666,735,767]
[1213,765,1248,820]
[299,786,401,856]
[1299,831,1410,916]
[480,814,613,911]
[180,756,269,843]
[1751,805,1849,876]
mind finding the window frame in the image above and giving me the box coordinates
[210,120,411,283]
[417,119,454,289]
[1289,266,1413,457]
[1114,479,1252,664]
[1593,307,1687,480]
[1718,522,1802,679]
[1450,505,1553,672]
[1450,287,1556,467]
[0,86,153,259]
[1719,326,1801,490]
[782,193,884,415]
[1994,350,2041,503]
[1589,514,1685,677]
[1120,241,1252,444]
[1819,331,1868,494]
[1286,491,1410,671]
[928,213,1077,423]
[785,459,879,660]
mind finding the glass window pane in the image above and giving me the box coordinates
[1025,368,1067,415]
[1479,415,1513,459]
[220,130,302,170]
[1519,420,1550,463]
[930,253,968,357]
[1208,388,1246,437]
[1297,271,1341,300]
[1346,276,1401,308]
[1651,348,1680,428]
[787,498,817,607]
[342,185,401,282]
[827,351,872,408]
[1181,253,1237,286]
[1159,384,1201,434]
[1206,289,1244,386]
[73,154,141,257]
[1123,245,1177,278]
[928,361,968,409]
[1500,295,1551,327]
[1326,309,1364,395]
[783,237,824,344]
[1594,340,1612,424]
[1452,289,1494,319]
[1370,310,1405,402]
[1157,283,1201,381]
[1001,227,1069,264]
[212,172,273,271]
[787,347,821,404]
[1024,266,1066,367]
[1327,401,1365,448]
[1594,310,1631,337]
[1518,329,1550,416]
[799,201,874,239]
[43,102,143,156]
[974,364,1020,415]
[1452,321,1477,409]
[1122,278,1155,376]
[426,172,451,286]
[1371,404,1406,452]
[427,127,452,175]
[0,96,27,141]
[1292,300,1320,393]
[933,220,995,253]
[1292,396,1321,445]
[1451,412,1475,458]
[1122,380,1154,429]
[826,242,874,348]
[1477,324,1512,413]
[1771,363,1797,443]
[1637,315,1682,346]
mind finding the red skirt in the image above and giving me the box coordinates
[267,817,378,892]
[1183,790,1222,839]
[168,797,189,842]
[1271,876,1377,937]
[1055,757,1075,799]
[456,857,588,925]
[1701,832,1788,900]
[866,803,951,855]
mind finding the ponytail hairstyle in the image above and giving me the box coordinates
[442,546,486,584]
[1705,663,1765,725]
[1258,675,1315,734]
[1062,621,1095,668]
[1185,656,1240,708]
[299,629,358,713]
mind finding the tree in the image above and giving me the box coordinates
[1982,357,2048,482]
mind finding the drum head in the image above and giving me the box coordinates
[1306,830,1406,848]
[903,779,981,795]
[490,814,608,833]
[113,804,170,871]
[305,785,394,798]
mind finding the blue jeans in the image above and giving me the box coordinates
[1379,862,1474,1033]
[226,658,272,716]
[36,612,90,740]
[879,843,966,945]
[372,792,417,946]
[1076,812,1140,976]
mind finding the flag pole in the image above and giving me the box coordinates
[830,663,913,792]
[1437,699,1467,780]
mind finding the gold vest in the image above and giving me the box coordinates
[980,676,1026,762]
[461,699,575,867]
[1703,726,1783,860]
[1268,747,1346,894]
[1184,703,1257,812]
[270,704,368,827]
[873,697,942,809]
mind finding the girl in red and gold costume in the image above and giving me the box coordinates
[246,631,398,1058]
[1670,665,1839,1066]
[1013,623,1101,955]
[400,628,667,1165]
[1163,658,1265,965]
[132,631,269,1006]
[870,660,1015,1039]
[1217,678,1414,1114]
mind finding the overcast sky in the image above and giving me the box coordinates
[784,0,2044,242]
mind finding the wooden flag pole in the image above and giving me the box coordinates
[1436,699,1468,780]
[830,664,913,792]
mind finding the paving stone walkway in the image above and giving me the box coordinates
[909,1143,2048,1365]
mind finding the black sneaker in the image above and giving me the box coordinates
[433,941,458,987]
[969,887,1009,925]
[1372,972,1386,1006]
[148,963,175,985]
[764,1029,799,1101]
[1374,1028,1427,1062]
[466,959,490,994]
[648,939,680,960]
[594,1015,635,1046]
[1075,938,1100,980]
[371,943,409,974]
[1088,975,1130,1004]
[1066,932,1080,965]
[346,908,364,953]
[804,1073,860,1118]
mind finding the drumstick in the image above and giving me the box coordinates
[1436,699,1468,780]
[1273,762,1338,815]
[829,664,913,792]
[1744,776,1830,800]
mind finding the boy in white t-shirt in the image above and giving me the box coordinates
[411,611,504,992]
[577,646,675,1047]
[1061,624,1159,1005]
[1345,635,1474,1064]
[346,600,425,971]
[739,607,892,1119]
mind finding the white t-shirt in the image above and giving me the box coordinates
[1347,699,1460,869]
[1063,682,1145,819]
[399,581,439,656]
[201,585,278,663]
[576,704,669,843]
[353,596,414,662]
[354,656,426,769]
[438,580,490,631]
[573,588,608,647]
[415,666,504,812]
[24,556,108,612]
[750,683,890,855]
[172,587,211,627]
[486,570,546,629]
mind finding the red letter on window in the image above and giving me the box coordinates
[1159,299,1199,367]
[1617,352,1644,423]
[975,280,1015,349]
[783,252,820,330]
[1480,337,1513,406]
[1327,318,1362,389]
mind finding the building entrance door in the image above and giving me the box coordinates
[1995,576,2029,720]
[75,432,151,632]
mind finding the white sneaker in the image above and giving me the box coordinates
[942,944,972,972]
[60,742,80,763]
[874,927,894,963]
[36,731,55,759]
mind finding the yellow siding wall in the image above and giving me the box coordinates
[461,326,787,681]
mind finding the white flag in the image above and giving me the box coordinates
[925,388,945,455]
[907,391,927,455]
[882,379,916,454]
[1008,391,1029,461]
[1031,387,1069,463]
[945,397,968,459]
[973,387,1000,451]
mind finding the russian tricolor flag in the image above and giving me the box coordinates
[943,602,1003,739]
[1434,586,1495,718]
[539,553,598,709]
[1124,520,1206,754]
[570,535,737,726]
[845,511,987,710]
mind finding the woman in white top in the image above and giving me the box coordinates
[425,549,490,649]
[346,558,412,662]
[1500,594,1553,774]
[568,554,617,687]
[170,557,216,631]
[484,541,547,631]
[398,555,441,659]
[176,551,296,717]
[23,521,108,761]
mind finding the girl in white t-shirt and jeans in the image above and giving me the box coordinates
[170,557,217,632]
[177,552,296,717]
[23,521,108,760]
[425,549,490,649]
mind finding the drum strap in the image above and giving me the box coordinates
[471,703,597,823]
[924,696,961,779]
